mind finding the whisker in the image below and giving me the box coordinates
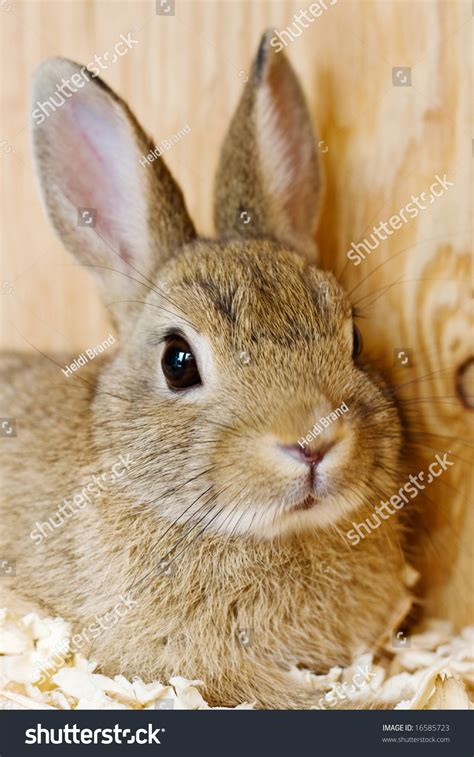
[7,322,131,405]
[107,299,198,331]
[353,276,466,310]
[343,233,463,298]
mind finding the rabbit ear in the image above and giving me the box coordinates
[214,32,321,259]
[31,58,196,326]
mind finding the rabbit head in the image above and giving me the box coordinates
[31,32,401,541]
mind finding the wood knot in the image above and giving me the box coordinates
[456,359,474,409]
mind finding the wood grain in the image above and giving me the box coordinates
[0,0,472,626]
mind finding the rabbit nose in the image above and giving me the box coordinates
[278,442,334,466]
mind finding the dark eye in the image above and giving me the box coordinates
[352,324,363,358]
[161,336,201,390]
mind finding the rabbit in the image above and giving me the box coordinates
[0,31,411,709]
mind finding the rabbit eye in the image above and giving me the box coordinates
[161,336,201,390]
[352,324,363,359]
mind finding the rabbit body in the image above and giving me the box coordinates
[0,34,409,708]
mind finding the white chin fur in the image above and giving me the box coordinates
[160,492,359,541]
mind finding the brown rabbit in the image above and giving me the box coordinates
[0,32,410,708]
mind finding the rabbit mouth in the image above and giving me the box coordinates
[290,494,318,512]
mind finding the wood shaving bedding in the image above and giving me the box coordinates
[0,607,472,710]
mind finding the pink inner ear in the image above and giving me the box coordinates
[258,58,319,236]
[51,94,142,265]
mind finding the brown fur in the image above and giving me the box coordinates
[0,33,409,708]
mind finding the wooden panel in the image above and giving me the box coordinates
[0,0,472,624]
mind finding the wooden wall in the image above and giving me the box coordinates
[1,0,472,625]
